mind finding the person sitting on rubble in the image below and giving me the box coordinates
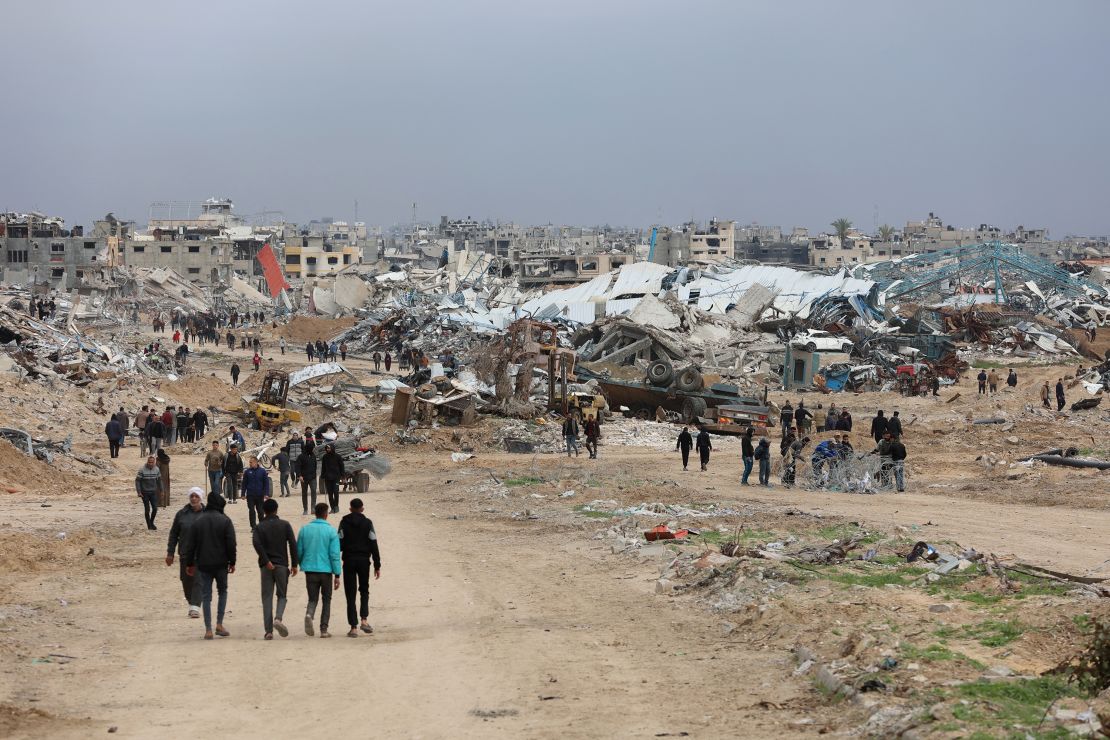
[227,425,246,452]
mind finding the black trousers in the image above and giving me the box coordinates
[301,477,318,513]
[679,445,690,468]
[247,497,265,529]
[698,448,710,468]
[322,477,340,512]
[343,556,370,627]
[108,439,120,458]
[141,492,158,528]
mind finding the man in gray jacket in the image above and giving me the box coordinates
[252,498,299,640]
[136,456,163,530]
[165,487,206,617]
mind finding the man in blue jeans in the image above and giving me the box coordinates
[754,438,772,486]
[182,493,236,640]
[205,441,225,496]
[241,455,273,529]
[740,428,754,485]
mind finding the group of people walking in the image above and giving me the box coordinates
[307,340,347,363]
[162,485,384,643]
[165,490,382,640]
[562,414,602,459]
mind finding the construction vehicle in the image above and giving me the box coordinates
[551,384,608,420]
[247,370,303,431]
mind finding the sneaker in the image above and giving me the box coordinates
[264,633,273,640]
[188,606,200,618]
[304,615,315,636]
[273,620,288,638]
[320,631,331,639]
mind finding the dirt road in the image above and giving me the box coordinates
[1,460,805,739]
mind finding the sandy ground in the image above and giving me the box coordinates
[2,317,1109,737]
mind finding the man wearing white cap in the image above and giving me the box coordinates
[165,487,206,618]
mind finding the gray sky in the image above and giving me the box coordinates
[2,0,1108,236]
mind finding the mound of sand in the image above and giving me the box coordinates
[0,439,88,495]
[274,316,357,344]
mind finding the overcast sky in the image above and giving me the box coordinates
[2,0,1108,236]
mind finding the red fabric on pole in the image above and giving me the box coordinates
[257,243,290,298]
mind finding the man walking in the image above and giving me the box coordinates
[271,448,291,498]
[779,401,793,439]
[871,431,895,489]
[794,401,813,434]
[870,410,888,444]
[163,406,177,446]
[114,407,130,448]
[223,444,244,504]
[1041,381,1052,409]
[319,443,345,514]
[252,498,298,640]
[105,413,124,459]
[584,414,601,459]
[338,498,382,637]
[562,415,580,458]
[193,407,208,440]
[754,437,771,486]
[890,435,908,493]
[695,425,712,472]
[230,362,241,386]
[136,405,151,457]
[740,428,754,485]
[675,426,692,471]
[888,411,903,440]
[242,455,273,529]
[1055,378,1066,411]
[136,455,163,530]
[182,493,236,640]
[166,487,206,618]
[147,411,165,455]
[205,441,225,495]
[298,503,341,638]
[296,447,318,516]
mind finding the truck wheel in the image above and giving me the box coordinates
[681,397,707,423]
[646,361,674,387]
[675,367,704,392]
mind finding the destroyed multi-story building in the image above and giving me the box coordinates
[0,211,125,291]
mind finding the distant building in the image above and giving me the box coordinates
[688,220,736,262]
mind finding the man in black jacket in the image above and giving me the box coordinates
[183,493,236,640]
[165,487,206,618]
[887,411,903,440]
[297,448,318,516]
[192,407,208,440]
[675,427,693,471]
[695,425,712,472]
[319,444,345,514]
[252,498,299,640]
[338,498,381,637]
[870,410,888,443]
[741,428,755,485]
[223,445,244,504]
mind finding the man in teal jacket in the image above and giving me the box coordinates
[297,502,341,638]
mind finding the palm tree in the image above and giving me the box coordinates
[831,218,852,241]
[877,224,895,243]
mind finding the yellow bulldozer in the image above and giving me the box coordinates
[248,369,303,431]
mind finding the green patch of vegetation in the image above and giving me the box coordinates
[503,475,545,487]
[570,505,616,519]
[938,677,1080,735]
[901,642,986,669]
[1072,614,1092,634]
[814,522,881,545]
[969,359,1046,370]
[935,620,1025,648]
